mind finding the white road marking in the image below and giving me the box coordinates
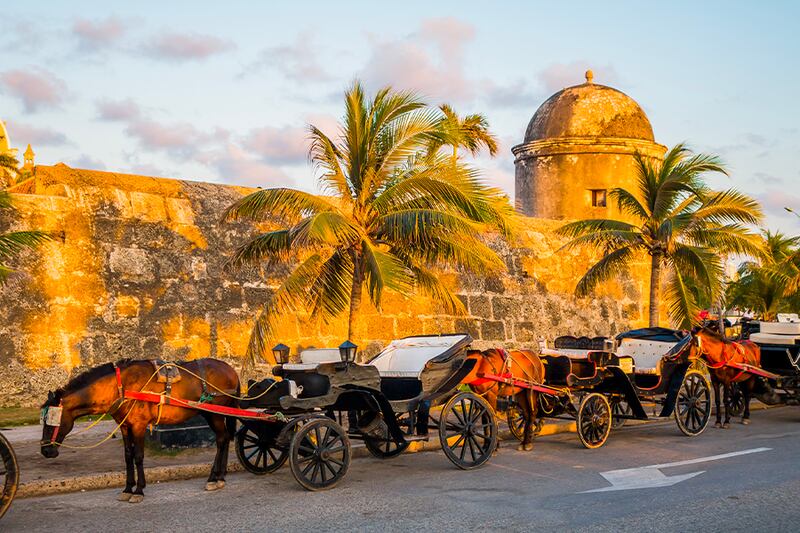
[582,447,772,493]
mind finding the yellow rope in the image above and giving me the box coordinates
[54,400,137,450]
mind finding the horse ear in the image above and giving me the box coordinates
[47,390,54,401]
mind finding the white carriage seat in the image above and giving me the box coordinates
[369,334,471,378]
[777,313,800,323]
[759,320,800,336]
[280,348,342,371]
[615,339,678,373]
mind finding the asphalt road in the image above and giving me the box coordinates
[5,407,800,532]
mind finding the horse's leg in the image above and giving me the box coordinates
[516,390,534,452]
[203,414,230,491]
[129,427,147,503]
[712,378,722,428]
[741,380,752,425]
[722,382,731,429]
[118,425,135,501]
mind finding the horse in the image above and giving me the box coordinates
[689,327,763,428]
[463,348,544,451]
[40,358,239,503]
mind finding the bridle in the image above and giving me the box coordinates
[40,401,64,445]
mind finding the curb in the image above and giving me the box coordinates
[17,419,577,499]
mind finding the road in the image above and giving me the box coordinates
[5,406,800,532]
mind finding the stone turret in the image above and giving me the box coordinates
[22,144,35,172]
[513,70,667,221]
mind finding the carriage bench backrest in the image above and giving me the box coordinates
[368,334,472,378]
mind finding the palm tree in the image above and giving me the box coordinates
[428,104,498,165]
[0,190,52,284]
[558,144,764,328]
[726,231,800,319]
[0,154,18,188]
[225,81,514,364]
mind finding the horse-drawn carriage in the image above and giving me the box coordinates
[491,327,712,449]
[234,333,497,490]
[743,314,800,405]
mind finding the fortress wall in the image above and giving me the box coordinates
[0,166,647,406]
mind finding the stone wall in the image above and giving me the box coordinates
[0,165,649,406]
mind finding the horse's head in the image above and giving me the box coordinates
[40,389,74,458]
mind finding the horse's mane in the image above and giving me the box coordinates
[59,358,134,395]
[697,326,726,342]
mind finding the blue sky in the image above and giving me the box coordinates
[1,1,798,232]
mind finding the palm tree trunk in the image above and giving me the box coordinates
[347,252,362,341]
[648,252,662,327]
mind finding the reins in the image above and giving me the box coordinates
[42,360,278,449]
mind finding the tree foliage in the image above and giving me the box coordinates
[559,143,764,329]
[225,81,514,364]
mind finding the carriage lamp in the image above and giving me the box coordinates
[272,343,290,364]
[339,340,358,363]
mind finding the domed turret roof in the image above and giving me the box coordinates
[524,71,655,143]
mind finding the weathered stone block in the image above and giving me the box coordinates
[481,320,505,341]
[469,295,492,319]
[485,275,505,294]
[513,321,540,343]
[492,296,517,320]
[108,247,154,283]
[454,318,480,339]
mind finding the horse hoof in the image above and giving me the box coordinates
[117,492,133,502]
[742,419,751,425]
[205,481,220,491]
[523,443,534,452]
[128,494,144,504]
[714,422,722,428]
[215,480,226,490]
[722,423,730,429]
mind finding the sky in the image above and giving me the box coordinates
[1,0,798,233]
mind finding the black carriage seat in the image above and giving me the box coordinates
[542,355,596,385]
[553,336,610,351]
[276,366,332,399]
[379,377,423,401]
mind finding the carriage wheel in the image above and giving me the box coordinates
[289,418,351,491]
[506,406,526,442]
[364,419,410,459]
[611,399,632,430]
[675,370,711,436]
[577,393,612,449]
[0,432,18,519]
[439,392,497,470]
[235,424,287,475]
[728,383,745,418]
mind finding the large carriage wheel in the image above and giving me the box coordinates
[611,399,632,430]
[506,406,526,442]
[675,370,711,436]
[439,392,497,470]
[364,419,410,459]
[0,432,18,519]
[235,424,287,474]
[289,418,351,491]
[577,393,612,449]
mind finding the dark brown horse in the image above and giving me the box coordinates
[689,327,763,428]
[40,359,239,503]
[464,348,544,451]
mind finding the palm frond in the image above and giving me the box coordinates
[226,229,294,270]
[361,238,412,308]
[665,269,700,329]
[574,246,634,297]
[0,230,52,261]
[223,188,336,223]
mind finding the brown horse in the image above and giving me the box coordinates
[464,348,544,451]
[40,359,239,503]
[689,327,763,428]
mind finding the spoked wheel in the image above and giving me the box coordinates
[289,418,351,491]
[675,370,711,436]
[0,432,18,520]
[728,383,745,418]
[611,399,632,430]
[506,406,526,442]
[577,393,612,449]
[364,419,410,459]
[235,424,287,474]
[439,392,497,470]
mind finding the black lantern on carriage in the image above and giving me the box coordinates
[338,340,357,363]
[272,343,290,364]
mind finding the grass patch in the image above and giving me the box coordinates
[0,406,41,427]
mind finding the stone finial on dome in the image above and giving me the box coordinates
[585,69,594,84]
